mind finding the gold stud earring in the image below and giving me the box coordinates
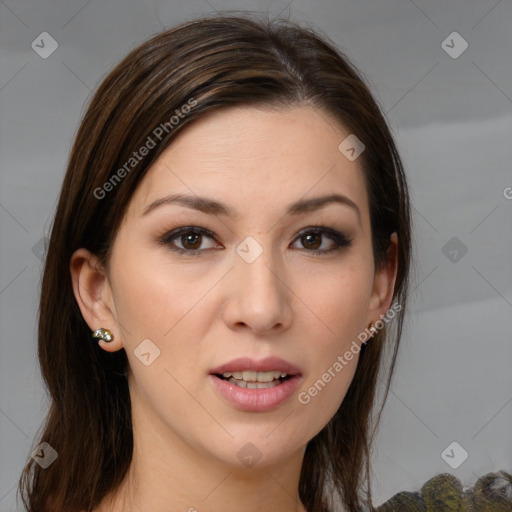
[91,328,114,343]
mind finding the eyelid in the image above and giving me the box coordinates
[159,226,220,252]
[158,225,353,255]
[292,226,354,254]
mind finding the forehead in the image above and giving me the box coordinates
[125,105,369,226]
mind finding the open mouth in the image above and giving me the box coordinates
[214,371,293,389]
[209,366,303,412]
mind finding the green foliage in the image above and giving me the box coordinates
[376,471,512,512]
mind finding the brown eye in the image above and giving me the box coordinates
[292,227,353,255]
[301,232,322,250]
[160,225,353,256]
[160,227,219,254]
[180,232,202,250]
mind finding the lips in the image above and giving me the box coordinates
[209,356,302,376]
[209,356,303,412]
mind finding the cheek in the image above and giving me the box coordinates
[292,260,371,424]
[299,257,374,340]
[112,250,212,435]
[110,241,207,340]
[109,244,216,401]
[295,346,359,445]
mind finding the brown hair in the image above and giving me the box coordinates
[17,13,412,512]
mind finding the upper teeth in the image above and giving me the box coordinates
[222,370,288,382]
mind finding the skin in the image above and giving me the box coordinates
[71,105,398,512]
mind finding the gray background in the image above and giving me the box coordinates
[1,0,511,510]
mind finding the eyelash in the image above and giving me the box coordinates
[158,225,353,256]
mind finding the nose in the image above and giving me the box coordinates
[222,244,293,335]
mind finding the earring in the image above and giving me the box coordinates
[362,323,378,346]
[91,328,114,343]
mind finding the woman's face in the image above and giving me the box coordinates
[78,105,396,471]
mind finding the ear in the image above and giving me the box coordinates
[366,232,399,324]
[70,248,123,352]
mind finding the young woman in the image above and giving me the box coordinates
[17,14,412,512]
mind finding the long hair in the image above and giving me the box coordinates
[17,13,412,512]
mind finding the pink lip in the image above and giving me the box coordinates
[209,374,302,412]
[209,356,303,413]
[209,356,302,376]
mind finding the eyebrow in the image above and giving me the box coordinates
[142,192,361,225]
